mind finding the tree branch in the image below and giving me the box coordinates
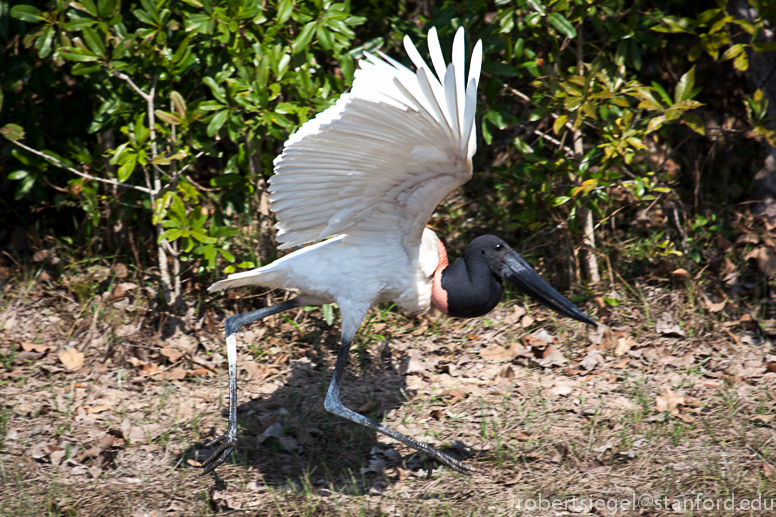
[8,139,153,195]
[110,70,151,101]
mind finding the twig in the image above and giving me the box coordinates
[110,70,151,101]
[117,341,162,351]
[8,140,153,194]
[533,128,575,158]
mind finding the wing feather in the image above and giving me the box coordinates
[270,29,483,253]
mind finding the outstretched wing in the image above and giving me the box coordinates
[269,27,483,254]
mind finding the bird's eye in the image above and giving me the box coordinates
[495,244,503,251]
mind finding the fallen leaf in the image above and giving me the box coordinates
[187,459,202,467]
[661,353,695,368]
[513,430,532,441]
[160,347,183,362]
[520,314,535,328]
[611,397,636,410]
[242,361,267,379]
[58,348,85,371]
[480,345,509,362]
[441,389,467,405]
[87,404,112,414]
[716,234,732,251]
[656,388,685,416]
[430,409,444,421]
[138,363,161,376]
[764,462,776,479]
[737,232,759,246]
[21,342,49,353]
[111,263,128,278]
[756,246,776,277]
[580,351,604,370]
[672,268,690,280]
[535,344,567,367]
[751,414,775,423]
[551,385,573,397]
[400,351,428,375]
[495,365,515,383]
[615,336,637,357]
[675,413,694,423]
[163,367,187,380]
[655,312,685,337]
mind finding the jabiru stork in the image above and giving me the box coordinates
[202,27,595,476]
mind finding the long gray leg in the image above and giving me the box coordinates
[201,299,299,475]
[323,310,475,475]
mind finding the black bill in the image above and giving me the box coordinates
[501,252,596,326]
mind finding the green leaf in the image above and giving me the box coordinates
[322,304,334,325]
[80,0,99,17]
[82,26,106,57]
[721,43,745,61]
[552,114,567,135]
[59,47,99,62]
[645,115,666,134]
[139,0,159,21]
[129,116,145,147]
[0,124,25,141]
[64,17,97,30]
[277,0,293,24]
[547,13,577,39]
[97,0,116,19]
[71,62,101,75]
[294,21,316,53]
[15,175,35,200]
[317,25,334,50]
[155,110,181,125]
[734,51,748,72]
[525,0,545,15]
[10,5,43,23]
[35,25,54,58]
[159,228,184,242]
[117,156,136,182]
[683,113,705,136]
[171,91,186,116]
[209,173,242,187]
[8,170,30,180]
[207,110,228,137]
[202,77,226,103]
[674,66,695,103]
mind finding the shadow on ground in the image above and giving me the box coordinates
[178,336,476,497]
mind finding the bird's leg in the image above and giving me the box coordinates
[201,299,299,475]
[324,334,475,475]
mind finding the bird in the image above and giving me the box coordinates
[201,27,595,476]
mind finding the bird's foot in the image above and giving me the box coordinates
[417,444,475,475]
[201,426,238,475]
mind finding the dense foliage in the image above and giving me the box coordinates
[1,0,774,304]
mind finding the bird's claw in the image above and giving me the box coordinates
[200,428,238,476]
[434,452,475,474]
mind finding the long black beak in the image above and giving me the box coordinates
[500,252,596,326]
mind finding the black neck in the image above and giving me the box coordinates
[440,250,502,318]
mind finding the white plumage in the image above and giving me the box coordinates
[210,27,483,318]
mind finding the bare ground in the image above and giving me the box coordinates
[1,279,775,516]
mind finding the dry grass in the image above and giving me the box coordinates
[1,277,775,516]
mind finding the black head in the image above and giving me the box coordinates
[467,235,595,326]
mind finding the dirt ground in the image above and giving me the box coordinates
[1,278,775,516]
